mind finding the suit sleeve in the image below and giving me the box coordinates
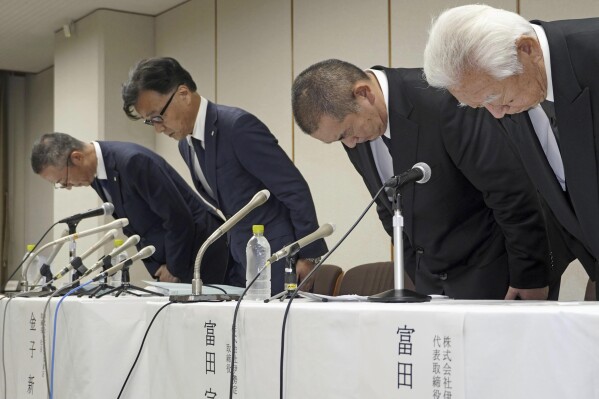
[440,102,550,288]
[125,153,200,279]
[229,113,328,258]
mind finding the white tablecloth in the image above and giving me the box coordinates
[1,296,598,399]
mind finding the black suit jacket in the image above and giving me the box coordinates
[90,141,228,284]
[345,67,551,298]
[499,19,599,279]
[178,102,327,292]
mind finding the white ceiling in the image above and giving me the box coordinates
[0,0,187,73]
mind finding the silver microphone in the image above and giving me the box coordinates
[81,234,140,278]
[52,228,119,281]
[58,202,115,224]
[190,189,270,296]
[92,245,155,282]
[268,223,335,263]
[384,162,432,188]
[22,218,129,290]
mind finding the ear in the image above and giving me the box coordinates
[69,150,84,166]
[516,35,543,62]
[178,84,193,105]
[353,83,376,105]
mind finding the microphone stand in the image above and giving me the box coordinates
[95,260,162,298]
[368,187,430,303]
[82,255,116,297]
[265,254,298,302]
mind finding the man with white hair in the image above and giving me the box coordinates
[423,4,599,298]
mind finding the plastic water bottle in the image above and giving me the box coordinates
[21,244,46,291]
[246,225,271,300]
[109,239,128,285]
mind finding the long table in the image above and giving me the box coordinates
[1,296,598,399]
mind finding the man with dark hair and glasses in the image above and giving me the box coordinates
[121,57,327,294]
[30,132,228,284]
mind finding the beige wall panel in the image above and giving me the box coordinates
[391,0,517,67]
[520,0,599,20]
[294,0,391,270]
[217,0,293,154]
[98,10,154,148]
[54,14,103,232]
[154,0,216,183]
[7,77,27,271]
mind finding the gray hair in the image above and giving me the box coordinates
[423,4,535,89]
[31,132,85,174]
[292,59,367,134]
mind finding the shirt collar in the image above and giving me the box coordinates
[92,141,107,180]
[531,24,554,102]
[366,69,391,139]
[187,96,208,147]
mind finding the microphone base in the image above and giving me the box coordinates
[169,294,240,303]
[368,288,431,303]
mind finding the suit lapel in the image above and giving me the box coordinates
[501,114,584,240]
[204,102,219,203]
[101,149,125,219]
[385,69,419,239]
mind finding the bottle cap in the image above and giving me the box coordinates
[26,244,35,252]
[252,225,264,234]
[114,239,124,247]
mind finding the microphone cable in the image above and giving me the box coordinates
[2,221,59,291]
[278,184,386,399]
[49,279,94,399]
[116,301,173,399]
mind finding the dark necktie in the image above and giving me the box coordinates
[540,100,560,144]
[381,135,392,152]
[98,179,112,201]
[193,138,207,174]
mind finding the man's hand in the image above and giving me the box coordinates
[296,259,316,291]
[504,286,548,300]
[154,264,180,283]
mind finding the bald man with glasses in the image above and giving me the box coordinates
[121,57,327,294]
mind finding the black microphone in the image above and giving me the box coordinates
[58,202,115,224]
[384,162,431,188]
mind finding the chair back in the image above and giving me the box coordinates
[311,264,343,296]
[338,261,394,296]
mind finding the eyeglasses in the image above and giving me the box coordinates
[54,151,72,189]
[144,88,177,126]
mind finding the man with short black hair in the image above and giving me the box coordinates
[121,57,327,294]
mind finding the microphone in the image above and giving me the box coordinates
[58,202,114,224]
[52,229,119,281]
[92,245,155,282]
[186,189,270,298]
[205,190,270,243]
[27,229,69,286]
[384,162,431,188]
[81,234,140,278]
[268,223,335,264]
[21,218,129,289]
